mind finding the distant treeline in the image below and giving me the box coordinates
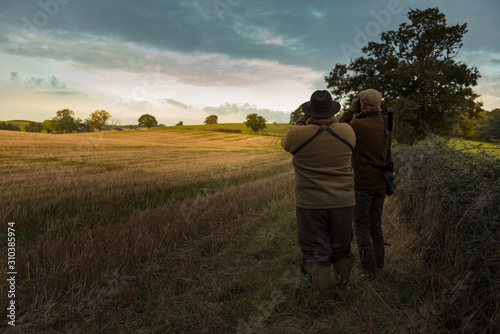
[0,122,21,131]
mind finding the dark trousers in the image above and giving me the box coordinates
[296,206,354,266]
[353,189,386,250]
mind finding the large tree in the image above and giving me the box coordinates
[54,108,77,133]
[138,114,158,129]
[325,8,482,144]
[87,110,112,131]
[204,114,218,130]
[245,113,267,134]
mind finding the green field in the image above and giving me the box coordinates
[2,120,31,130]
[165,122,292,136]
[1,120,293,136]
[449,138,500,157]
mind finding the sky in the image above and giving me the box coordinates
[0,0,499,125]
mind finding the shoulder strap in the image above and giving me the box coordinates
[291,122,332,155]
[326,127,354,151]
[292,121,353,155]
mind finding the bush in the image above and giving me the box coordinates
[388,136,499,331]
[0,122,21,131]
[214,128,241,133]
[24,122,44,132]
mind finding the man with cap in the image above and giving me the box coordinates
[281,90,356,299]
[339,89,389,277]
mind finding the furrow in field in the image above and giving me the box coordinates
[2,170,295,332]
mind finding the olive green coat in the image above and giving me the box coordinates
[281,117,356,209]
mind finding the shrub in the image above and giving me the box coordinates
[214,128,241,133]
[24,121,44,132]
[0,122,21,131]
[388,136,499,332]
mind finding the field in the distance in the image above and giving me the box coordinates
[449,138,500,157]
[0,128,291,238]
[169,122,292,136]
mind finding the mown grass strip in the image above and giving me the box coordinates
[110,195,424,333]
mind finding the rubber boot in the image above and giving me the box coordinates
[372,239,385,269]
[359,248,376,277]
[333,256,354,302]
[308,261,330,295]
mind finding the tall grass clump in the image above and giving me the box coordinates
[387,136,499,332]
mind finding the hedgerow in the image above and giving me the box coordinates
[389,136,499,332]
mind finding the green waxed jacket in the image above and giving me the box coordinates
[340,111,388,189]
[281,117,356,209]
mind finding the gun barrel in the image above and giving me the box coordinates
[387,108,394,132]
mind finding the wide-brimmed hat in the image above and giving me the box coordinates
[301,90,341,118]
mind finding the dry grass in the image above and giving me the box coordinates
[0,130,287,236]
[3,130,479,333]
[0,129,294,332]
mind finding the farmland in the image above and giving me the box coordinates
[0,128,497,333]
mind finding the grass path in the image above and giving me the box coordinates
[102,196,425,333]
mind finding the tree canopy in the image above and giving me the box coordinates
[325,8,482,144]
[87,110,112,131]
[24,121,44,132]
[245,113,267,134]
[42,119,56,133]
[138,114,158,129]
[54,109,77,133]
[204,115,218,129]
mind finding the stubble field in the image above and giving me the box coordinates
[0,128,302,332]
[0,128,454,333]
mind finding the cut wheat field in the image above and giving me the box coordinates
[0,128,444,333]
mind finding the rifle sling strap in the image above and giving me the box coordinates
[292,121,353,155]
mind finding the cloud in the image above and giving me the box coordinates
[3,1,498,85]
[8,72,69,89]
[164,99,194,109]
[49,76,66,89]
[27,76,43,86]
[0,1,355,72]
[38,90,82,95]
[2,32,323,90]
[10,72,18,82]
[203,102,289,123]
[2,0,500,73]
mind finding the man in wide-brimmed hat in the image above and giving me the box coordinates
[340,88,388,277]
[281,90,356,299]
